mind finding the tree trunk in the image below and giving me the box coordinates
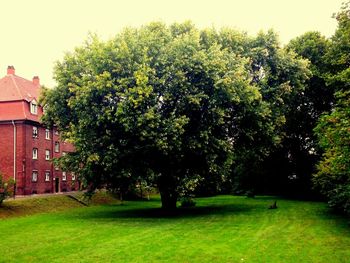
[160,190,178,210]
[158,172,178,210]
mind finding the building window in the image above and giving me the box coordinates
[71,173,76,181]
[54,141,60,152]
[62,172,67,181]
[45,129,50,140]
[45,150,50,160]
[32,171,38,182]
[30,100,38,115]
[45,171,50,181]
[32,148,38,159]
[32,126,38,138]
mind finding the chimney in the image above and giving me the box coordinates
[7,65,15,75]
[32,76,40,86]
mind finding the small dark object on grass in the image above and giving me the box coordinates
[268,201,277,209]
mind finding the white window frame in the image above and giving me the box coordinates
[32,170,38,182]
[45,129,50,140]
[62,171,67,181]
[45,171,50,182]
[71,172,76,181]
[32,148,38,159]
[45,150,50,160]
[54,141,60,153]
[32,126,38,138]
[30,100,38,115]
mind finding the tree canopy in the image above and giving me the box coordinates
[41,22,309,209]
[259,31,333,196]
[313,2,350,213]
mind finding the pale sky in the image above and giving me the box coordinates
[0,0,344,87]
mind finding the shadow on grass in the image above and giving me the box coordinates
[76,202,259,221]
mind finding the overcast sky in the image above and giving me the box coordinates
[0,0,344,87]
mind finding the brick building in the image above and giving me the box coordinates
[0,66,76,195]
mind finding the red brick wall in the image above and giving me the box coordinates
[15,123,26,195]
[0,123,15,182]
[0,121,76,195]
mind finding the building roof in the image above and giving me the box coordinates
[0,66,40,102]
[0,66,42,122]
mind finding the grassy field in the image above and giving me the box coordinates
[0,195,349,263]
[0,192,119,219]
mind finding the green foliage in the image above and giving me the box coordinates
[313,2,350,214]
[0,173,15,206]
[258,31,333,196]
[326,1,350,80]
[180,196,196,208]
[314,91,350,212]
[224,30,311,192]
[41,22,309,208]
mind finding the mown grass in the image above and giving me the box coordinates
[0,191,119,219]
[0,195,349,262]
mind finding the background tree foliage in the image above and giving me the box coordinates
[258,31,333,196]
[41,23,309,209]
[313,2,350,213]
[234,30,311,194]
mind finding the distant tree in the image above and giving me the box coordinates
[219,30,311,194]
[200,28,311,194]
[313,2,350,213]
[259,31,333,196]
[0,173,15,206]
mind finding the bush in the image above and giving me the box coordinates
[180,197,196,208]
[245,190,255,198]
[313,91,350,214]
[327,185,350,214]
[0,173,15,206]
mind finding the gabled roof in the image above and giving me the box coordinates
[0,66,42,122]
[0,70,40,102]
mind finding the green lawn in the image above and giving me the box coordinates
[0,195,349,263]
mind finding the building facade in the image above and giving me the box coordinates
[0,66,76,195]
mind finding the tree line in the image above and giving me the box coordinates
[40,2,350,211]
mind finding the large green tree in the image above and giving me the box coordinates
[41,23,308,208]
[313,2,350,213]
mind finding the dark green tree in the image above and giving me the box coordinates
[314,91,350,212]
[217,30,311,194]
[313,1,350,213]
[200,28,311,194]
[259,31,332,196]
